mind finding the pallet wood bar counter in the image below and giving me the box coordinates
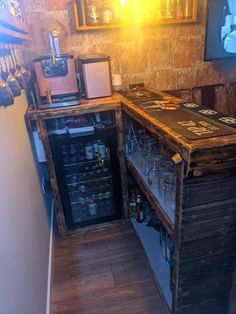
[26,91,236,314]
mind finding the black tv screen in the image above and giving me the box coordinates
[204,0,236,60]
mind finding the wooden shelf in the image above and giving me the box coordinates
[126,155,175,238]
[76,18,197,31]
[0,25,29,42]
[131,218,172,311]
[0,9,30,42]
[0,10,29,33]
[73,0,198,32]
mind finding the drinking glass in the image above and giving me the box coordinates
[147,157,159,191]
[138,134,150,174]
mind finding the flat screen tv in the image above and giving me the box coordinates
[204,0,236,61]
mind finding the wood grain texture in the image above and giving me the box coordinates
[121,96,236,155]
[123,105,236,313]
[27,96,121,120]
[172,162,185,312]
[115,108,129,219]
[52,221,170,314]
[27,91,236,174]
[37,118,68,236]
[174,172,236,314]
[27,91,236,239]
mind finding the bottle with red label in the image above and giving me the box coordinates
[136,194,144,223]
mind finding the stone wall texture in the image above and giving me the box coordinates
[23,0,236,115]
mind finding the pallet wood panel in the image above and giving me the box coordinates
[115,108,129,219]
[122,104,236,314]
[172,162,185,313]
[37,118,68,236]
[174,172,236,314]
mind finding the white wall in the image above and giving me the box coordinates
[0,92,50,314]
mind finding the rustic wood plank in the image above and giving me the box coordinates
[189,145,236,174]
[37,118,67,236]
[174,171,236,314]
[115,108,129,219]
[26,96,121,120]
[26,90,236,177]
[172,162,185,312]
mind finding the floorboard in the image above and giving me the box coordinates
[52,221,170,314]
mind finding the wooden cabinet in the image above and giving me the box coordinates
[122,100,236,314]
[26,98,128,237]
[26,93,236,314]
[73,0,198,32]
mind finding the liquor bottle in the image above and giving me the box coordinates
[102,1,113,24]
[13,0,22,19]
[88,199,97,216]
[136,195,144,223]
[88,1,100,25]
[8,0,16,15]
[124,135,131,154]
[129,192,137,218]
[184,0,192,19]
[176,0,184,18]
[166,0,176,19]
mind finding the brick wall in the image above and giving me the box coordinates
[23,0,236,114]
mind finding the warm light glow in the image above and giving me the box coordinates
[119,0,127,6]
[117,0,162,24]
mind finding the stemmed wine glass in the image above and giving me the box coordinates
[147,157,160,191]
[12,48,31,83]
[1,51,21,97]
[8,48,27,89]
[0,55,14,106]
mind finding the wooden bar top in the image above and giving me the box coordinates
[26,91,236,173]
[27,94,122,119]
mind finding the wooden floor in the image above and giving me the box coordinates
[52,221,170,314]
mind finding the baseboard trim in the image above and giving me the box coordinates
[46,198,54,314]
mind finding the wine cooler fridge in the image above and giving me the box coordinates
[46,111,122,230]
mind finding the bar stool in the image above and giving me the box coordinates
[191,83,230,115]
[161,88,192,101]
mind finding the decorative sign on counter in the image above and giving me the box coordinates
[137,100,236,140]
[120,87,236,140]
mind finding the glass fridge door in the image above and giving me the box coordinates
[46,111,122,229]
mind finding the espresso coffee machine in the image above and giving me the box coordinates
[33,33,79,108]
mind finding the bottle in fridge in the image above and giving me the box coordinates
[45,111,122,229]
